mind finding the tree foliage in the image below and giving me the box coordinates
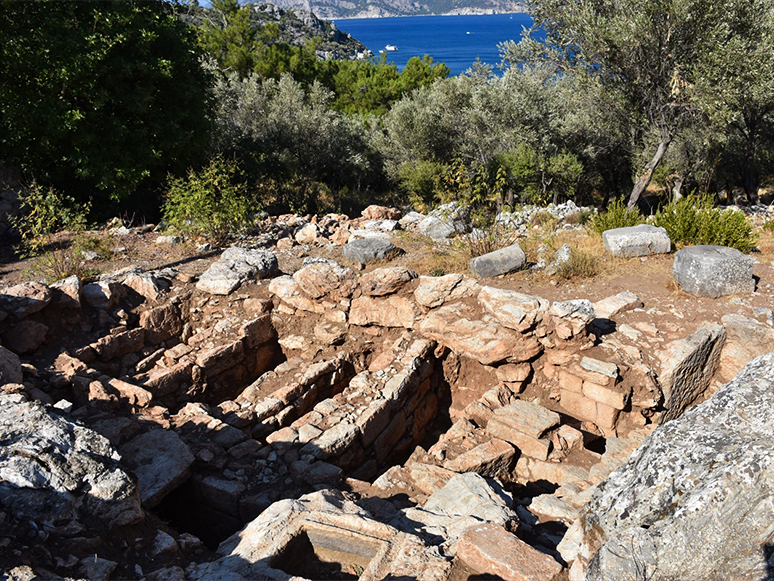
[0,0,213,198]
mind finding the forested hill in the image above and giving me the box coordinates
[244,0,526,20]
[181,2,369,59]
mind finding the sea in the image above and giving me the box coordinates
[332,13,534,76]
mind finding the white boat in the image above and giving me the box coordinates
[385,44,398,51]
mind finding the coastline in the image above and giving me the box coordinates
[331,8,527,20]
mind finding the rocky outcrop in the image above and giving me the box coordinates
[563,354,774,581]
[0,393,144,530]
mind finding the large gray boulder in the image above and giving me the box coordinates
[673,245,755,298]
[342,238,402,264]
[196,247,278,295]
[564,353,774,581]
[0,394,144,529]
[602,224,671,257]
[469,244,526,278]
[418,202,472,239]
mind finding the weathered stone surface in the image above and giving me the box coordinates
[673,245,755,298]
[486,401,559,461]
[189,489,450,581]
[0,281,52,318]
[140,303,183,345]
[580,356,618,379]
[420,304,542,365]
[0,346,22,385]
[592,291,643,320]
[658,323,726,422]
[1,319,48,354]
[359,266,418,296]
[418,202,471,239]
[83,280,125,309]
[269,275,325,314]
[362,204,401,220]
[49,275,82,308]
[478,286,548,332]
[196,248,278,295]
[572,354,774,581]
[293,260,357,299]
[143,360,193,398]
[402,472,517,546]
[119,429,194,508]
[294,222,318,244]
[196,340,244,378]
[124,271,168,301]
[719,313,774,381]
[350,295,418,328]
[93,328,145,360]
[548,299,595,339]
[602,224,671,257]
[304,421,360,459]
[444,439,516,478]
[457,523,562,581]
[414,273,479,308]
[0,395,143,528]
[469,244,526,278]
[342,238,402,264]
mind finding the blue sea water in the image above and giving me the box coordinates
[333,13,534,76]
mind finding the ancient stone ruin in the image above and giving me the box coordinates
[2,206,774,581]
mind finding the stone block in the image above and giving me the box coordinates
[487,417,552,461]
[342,238,402,264]
[673,245,755,298]
[445,439,517,478]
[489,400,561,439]
[356,398,392,448]
[595,403,620,430]
[602,224,671,257]
[560,389,597,422]
[559,369,583,394]
[593,291,643,320]
[580,356,619,379]
[374,411,407,464]
[469,244,526,278]
[456,523,562,581]
[582,380,629,410]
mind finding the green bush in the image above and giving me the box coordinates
[163,156,256,245]
[653,195,758,252]
[588,198,644,235]
[11,184,90,258]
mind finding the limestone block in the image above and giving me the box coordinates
[469,244,526,278]
[374,411,407,464]
[196,247,278,295]
[93,328,145,361]
[83,280,125,309]
[1,319,48,354]
[292,260,357,299]
[359,266,418,296]
[362,204,401,220]
[349,295,418,328]
[602,224,671,257]
[719,313,774,381]
[0,281,52,318]
[0,346,22,385]
[342,238,402,264]
[196,340,244,378]
[478,286,549,332]
[673,245,755,298]
[658,323,726,422]
[140,303,182,345]
[268,275,325,314]
[559,370,584,394]
[444,439,517,478]
[582,380,629,410]
[593,291,643,320]
[580,356,619,379]
[456,523,562,581]
[49,275,82,308]
[560,389,598,423]
[414,273,479,308]
[119,429,194,508]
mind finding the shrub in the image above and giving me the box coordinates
[588,198,644,235]
[11,184,90,258]
[466,222,520,258]
[163,156,256,246]
[555,248,601,280]
[653,195,758,252]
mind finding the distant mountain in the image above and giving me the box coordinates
[245,0,527,20]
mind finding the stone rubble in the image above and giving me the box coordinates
[0,203,771,581]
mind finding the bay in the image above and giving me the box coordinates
[333,13,534,76]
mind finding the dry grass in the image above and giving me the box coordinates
[555,248,601,280]
[391,230,472,276]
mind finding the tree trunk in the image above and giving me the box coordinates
[627,129,672,210]
[743,121,759,204]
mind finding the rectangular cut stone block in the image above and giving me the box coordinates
[356,398,392,448]
[487,417,552,461]
[515,457,590,487]
[582,380,629,410]
[560,389,597,422]
[558,369,583,394]
[595,402,620,430]
[456,523,562,581]
[603,224,671,257]
[373,411,407,464]
[444,438,517,478]
[580,356,619,379]
[673,245,755,298]
[593,291,643,320]
[489,400,560,439]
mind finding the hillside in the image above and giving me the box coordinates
[246,0,527,20]
[181,2,370,59]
